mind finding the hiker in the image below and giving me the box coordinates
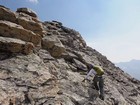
[83,64,104,100]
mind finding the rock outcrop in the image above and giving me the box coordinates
[0,20,41,45]
[0,5,44,54]
[0,36,34,54]
[0,5,140,105]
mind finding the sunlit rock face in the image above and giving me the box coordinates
[0,5,140,105]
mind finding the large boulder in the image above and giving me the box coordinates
[42,35,65,57]
[17,17,45,36]
[0,6,16,22]
[0,36,34,54]
[16,13,45,36]
[16,8,37,18]
[0,20,41,45]
[16,8,45,36]
[0,6,45,37]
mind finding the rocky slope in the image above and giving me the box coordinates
[0,5,140,105]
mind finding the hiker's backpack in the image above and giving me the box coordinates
[93,66,104,76]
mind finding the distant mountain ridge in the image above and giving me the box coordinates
[116,59,140,80]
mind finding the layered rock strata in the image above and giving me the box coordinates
[0,5,44,54]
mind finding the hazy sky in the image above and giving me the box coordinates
[0,0,140,63]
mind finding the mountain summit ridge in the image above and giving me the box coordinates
[0,5,140,105]
[116,59,140,80]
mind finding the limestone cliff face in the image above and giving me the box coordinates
[0,5,140,105]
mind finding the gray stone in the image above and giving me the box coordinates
[0,6,16,22]
[42,35,65,57]
[0,20,41,45]
[0,36,34,54]
[17,8,37,17]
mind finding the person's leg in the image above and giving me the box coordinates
[93,76,99,90]
[99,77,104,100]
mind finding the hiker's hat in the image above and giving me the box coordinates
[87,63,93,70]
